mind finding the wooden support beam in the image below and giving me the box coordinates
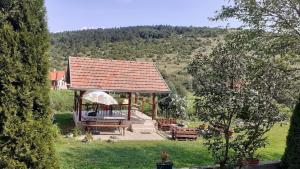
[152,93,157,120]
[141,97,145,113]
[134,93,138,104]
[127,93,132,120]
[78,91,85,121]
[74,91,77,113]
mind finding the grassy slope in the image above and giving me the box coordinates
[55,111,289,169]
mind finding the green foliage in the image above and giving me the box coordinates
[54,111,75,135]
[215,0,300,36]
[50,26,228,98]
[186,92,196,118]
[72,126,82,137]
[158,94,187,118]
[0,0,59,168]
[210,2,300,167]
[281,98,300,169]
[55,124,288,169]
[188,30,290,168]
[216,0,300,108]
[85,132,93,141]
[50,90,74,112]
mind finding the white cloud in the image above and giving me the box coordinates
[80,26,96,30]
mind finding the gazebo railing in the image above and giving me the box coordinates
[82,103,128,117]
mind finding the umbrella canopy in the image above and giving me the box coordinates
[82,91,118,105]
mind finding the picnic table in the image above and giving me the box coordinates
[157,118,177,131]
[82,118,127,135]
[171,127,198,140]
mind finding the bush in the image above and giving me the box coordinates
[281,98,300,169]
[0,0,59,168]
[52,124,61,138]
[72,126,83,137]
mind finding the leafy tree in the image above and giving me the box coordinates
[158,94,187,118]
[168,94,187,118]
[215,2,300,167]
[216,0,300,36]
[216,0,300,106]
[188,31,289,168]
[281,97,300,169]
[0,0,59,168]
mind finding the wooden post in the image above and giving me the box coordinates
[127,93,132,120]
[74,90,77,113]
[135,93,138,104]
[79,91,85,121]
[141,97,144,113]
[152,93,157,120]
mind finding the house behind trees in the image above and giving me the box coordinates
[49,69,67,90]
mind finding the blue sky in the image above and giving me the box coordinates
[45,0,239,33]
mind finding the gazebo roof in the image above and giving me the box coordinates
[67,57,170,93]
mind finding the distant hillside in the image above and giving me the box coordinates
[50,25,229,95]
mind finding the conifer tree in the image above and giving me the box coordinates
[0,0,59,168]
[281,98,300,169]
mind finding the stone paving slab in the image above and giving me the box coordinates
[77,130,165,141]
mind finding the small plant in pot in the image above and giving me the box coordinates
[239,150,260,167]
[157,150,173,169]
[245,154,260,166]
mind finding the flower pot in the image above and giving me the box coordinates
[241,158,260,166]
[156,161,173,169]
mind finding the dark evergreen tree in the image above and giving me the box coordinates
[281,97,300,169]
[0,0,59,168]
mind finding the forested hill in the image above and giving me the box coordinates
[50,25,229,95]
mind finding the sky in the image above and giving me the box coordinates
[45,0,240,33]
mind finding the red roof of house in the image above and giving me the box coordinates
[49,71,65,81]
[67,57,170,93]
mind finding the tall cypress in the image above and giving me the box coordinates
[281,97,300,169]
[0,0,59,168]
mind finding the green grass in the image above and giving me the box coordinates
[258,123,289,160]
[55,111,289,169]
[56,140,212,169]
[55,125,288,169]
[54,111,75,134]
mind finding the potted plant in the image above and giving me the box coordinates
[240,152,260,166]
[245,155,260,166]
[157,150,173,169]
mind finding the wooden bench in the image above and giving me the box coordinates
[208,124,234,137]
[82,120,127,136]
[157,118,177,131]
[172,128,198,140]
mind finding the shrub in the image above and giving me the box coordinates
[0,0,59,168]
[281,98,300,169]
[72,126,83,137]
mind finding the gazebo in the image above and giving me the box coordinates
[66,56,170,124]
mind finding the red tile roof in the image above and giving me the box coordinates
[67,57,170,93]
[49,71,65,81]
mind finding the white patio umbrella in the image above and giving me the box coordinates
[82,90,118,105]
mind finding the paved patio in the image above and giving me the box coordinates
[75,110,166,141]
[76,130,165,141]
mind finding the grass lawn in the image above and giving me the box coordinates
[54,111,289,169]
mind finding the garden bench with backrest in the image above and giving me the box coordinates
[172,127,198,140]
[157,118,177,131]
[82,120,127,135]
[198,123,235,138]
